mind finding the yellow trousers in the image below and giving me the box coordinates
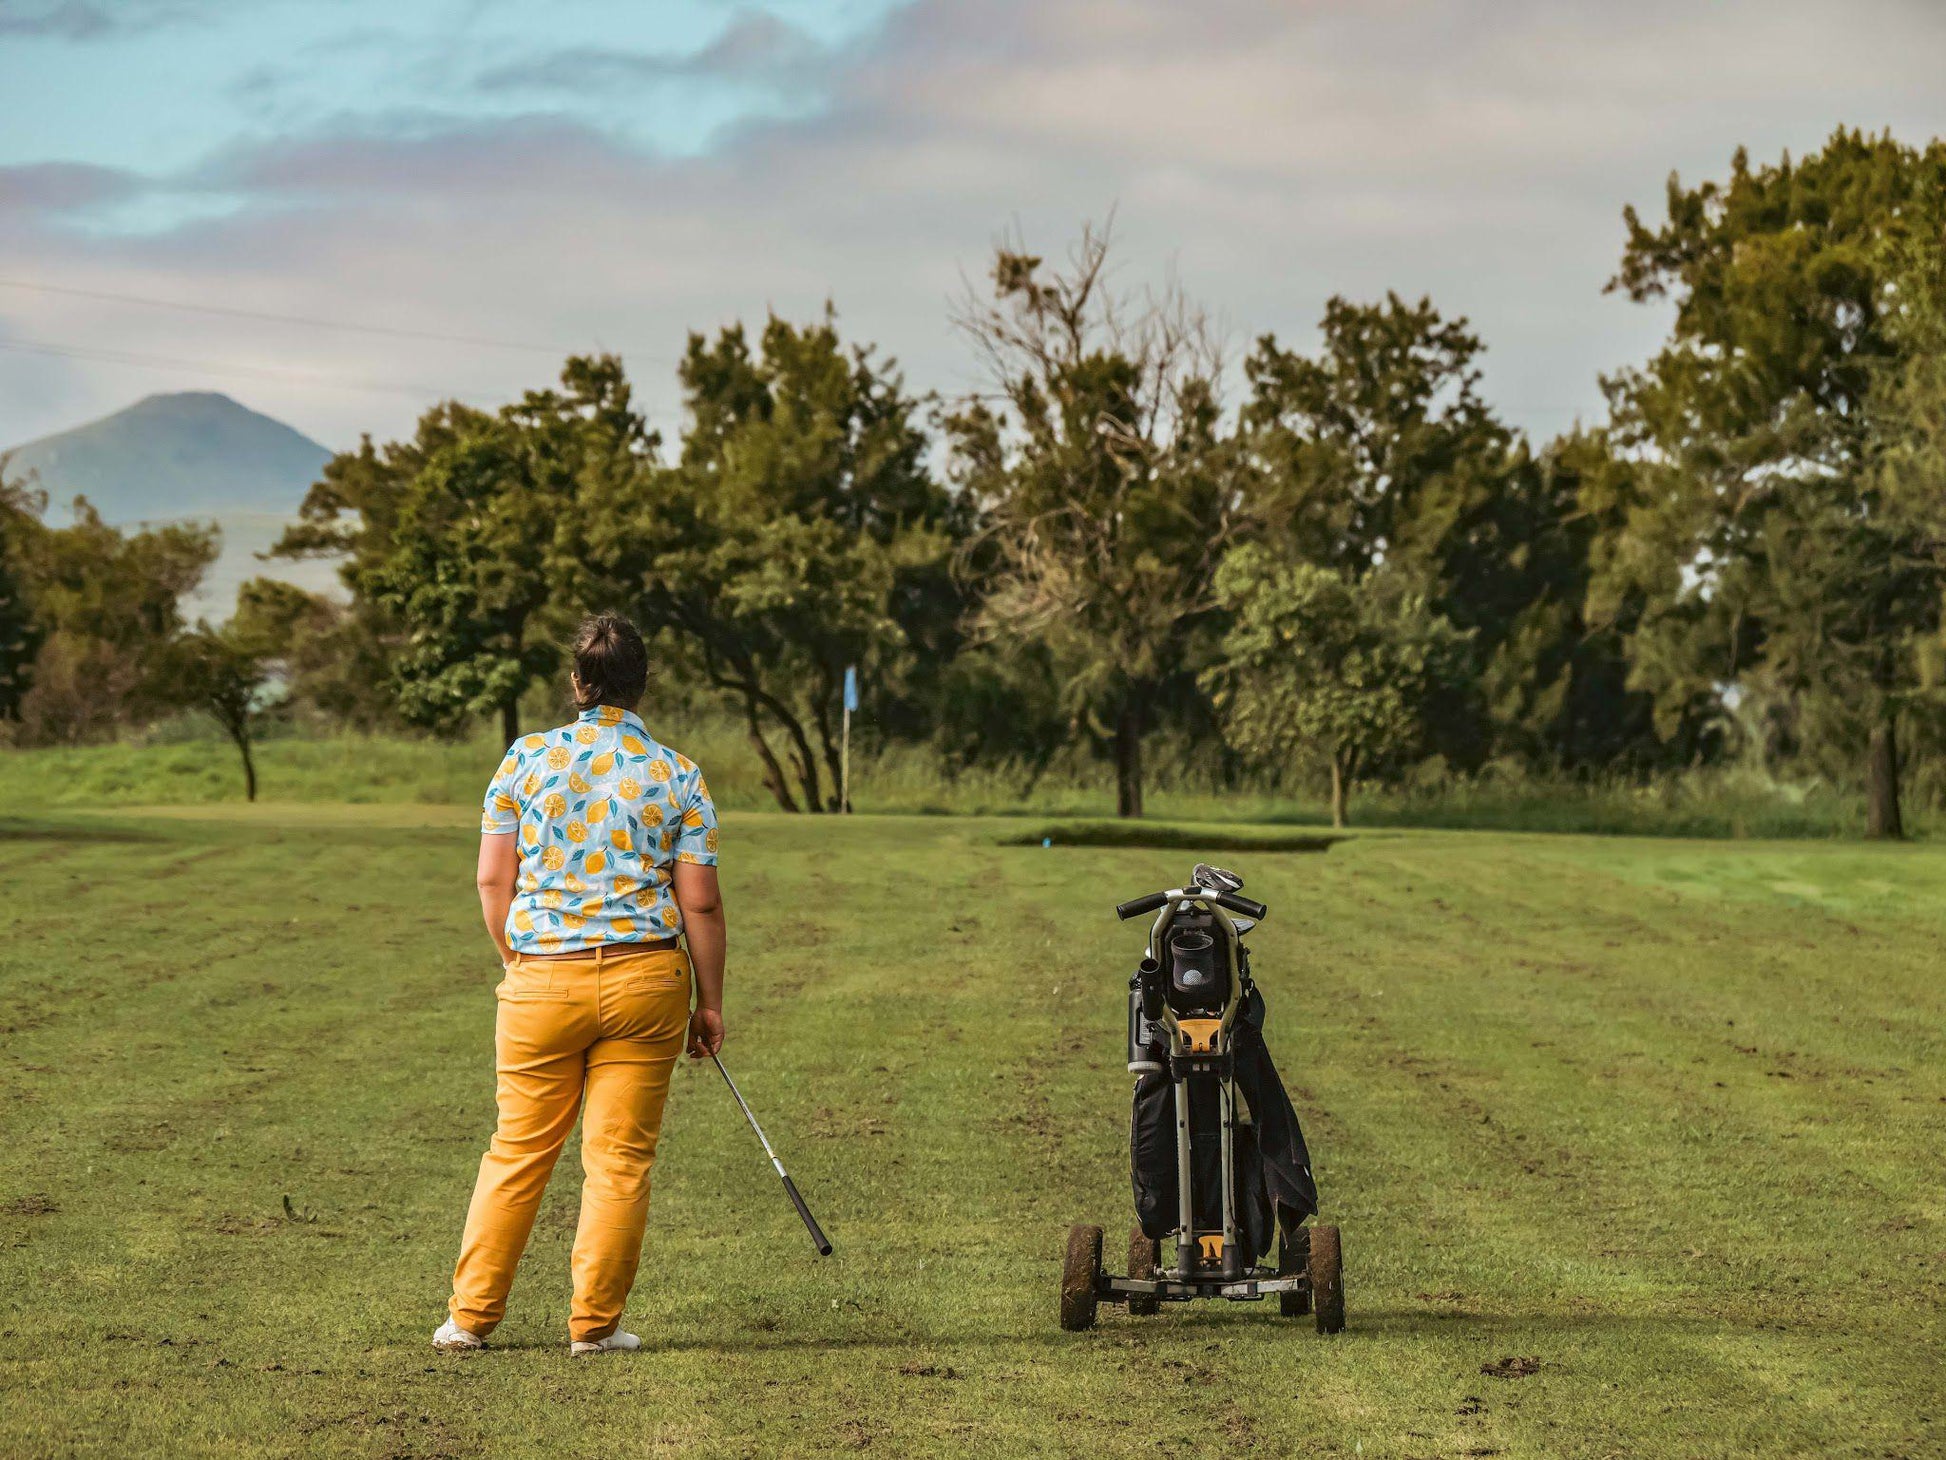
[449,944,691,1343]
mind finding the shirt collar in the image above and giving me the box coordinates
[577,704,647,735]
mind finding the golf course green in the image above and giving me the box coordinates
[2,806,1940,1457]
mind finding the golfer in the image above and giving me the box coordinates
[433,613,724,1356]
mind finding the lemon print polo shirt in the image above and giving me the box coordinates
[482,705,719,955]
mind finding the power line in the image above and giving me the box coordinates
[0,277,670,360]
[0,334,454,398]
[1,277,1607,422]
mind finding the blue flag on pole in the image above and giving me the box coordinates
[843,665,859,713]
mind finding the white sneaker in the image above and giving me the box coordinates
[432,1318,486,1353]
[570,1329,642,1357]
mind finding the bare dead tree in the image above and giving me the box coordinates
[947,220,1244,816]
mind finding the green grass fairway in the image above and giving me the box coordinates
[2,810,1941,1458]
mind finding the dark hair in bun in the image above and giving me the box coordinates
[570,613,648,711]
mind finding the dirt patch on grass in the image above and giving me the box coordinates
[810,1109,889,1139]
[295,1404,473,1459]
[206,1213,287,1236]
[103,1121,181,1154]
[2,1193,58,1217]
[1480,1355,1542,1378]
[832,1417,877,1450]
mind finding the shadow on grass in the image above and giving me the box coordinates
[461,1306,1735,1358]
[0,817,157,844]
[1002,822,1345,854]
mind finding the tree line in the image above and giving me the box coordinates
[4,130,1944,833]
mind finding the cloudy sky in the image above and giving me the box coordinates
[2,0,1942,455]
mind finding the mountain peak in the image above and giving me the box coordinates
[4,392,333,525]
[126,389,254,411]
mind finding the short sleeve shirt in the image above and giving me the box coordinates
[481,705,718,955]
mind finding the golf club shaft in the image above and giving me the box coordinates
[709,1052,833,1256]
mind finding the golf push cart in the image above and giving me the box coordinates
[1060,863,1345,1333]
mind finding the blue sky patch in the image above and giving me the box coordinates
[1,0,907,224]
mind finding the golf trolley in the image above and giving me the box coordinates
[1060,863,1345,1334]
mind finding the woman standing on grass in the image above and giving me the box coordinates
[433,612,725,1357]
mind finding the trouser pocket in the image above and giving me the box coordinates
[602,951,691,1043]
[496,961,568,1002]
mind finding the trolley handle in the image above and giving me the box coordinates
[1115,888,1268,922]
[1211,890,1268,921]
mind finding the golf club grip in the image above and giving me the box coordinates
[1116,892,1169,921]
[1214,890,1268,920]
[781,1174,833,1255]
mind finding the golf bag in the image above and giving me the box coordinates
[1130,982,1317,1263]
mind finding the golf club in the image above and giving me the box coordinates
[709,1052,833,1256]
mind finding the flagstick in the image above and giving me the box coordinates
[841,698,851,814]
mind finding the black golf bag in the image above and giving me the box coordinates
[1123,879,1317,1270]
[1130,983,1317,1264]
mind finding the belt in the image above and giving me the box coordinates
[516,936,680,961]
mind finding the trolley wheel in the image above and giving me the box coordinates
[1309,1223,1345,1334]
[1060,1224,1103,1332]
[1127,1227,1162,1316]
[1278,1222,1312,1318]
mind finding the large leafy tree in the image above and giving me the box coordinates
[579,314,959,812]
[5,493,215,745]
[1865,172,1946,820]
[1488,430,1690,773]
[1241,295,1592,770]
[279,357,655,741]
[1597,130,1946,836]
[1204,545,1468,827]
[1242,295,1511,582]
[0,476,44,723]
[949,225,1241,817]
